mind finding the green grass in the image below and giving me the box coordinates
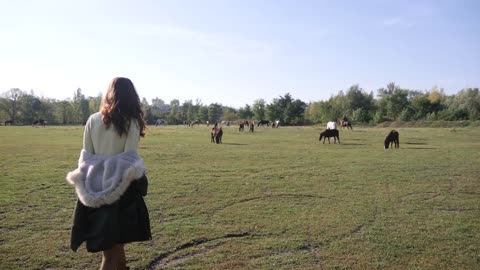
[0,125,479,269]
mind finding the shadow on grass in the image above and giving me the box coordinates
[222,143,248,146]
[341,143,367,145]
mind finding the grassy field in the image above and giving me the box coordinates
[0,124,479,270]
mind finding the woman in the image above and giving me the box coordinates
[67,77,151,270]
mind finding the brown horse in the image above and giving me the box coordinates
[211,127,223,144]
[4,120,13,126]
[384,130,399,149]
[33,119,47,127]
[340,120,352,130]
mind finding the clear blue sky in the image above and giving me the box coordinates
[1,0,479,108]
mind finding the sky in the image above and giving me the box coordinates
[0,0,479,108]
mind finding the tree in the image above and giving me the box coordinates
[19,92,42,124]
[252,99,266,120]
[72,88,90,124]
[207,103,223,123]
[285,99,306,125]
[238,104,254,120]
[197,106,209,123]
[57,100,74,124]
[450,88,480,120]
[1,88,25,123]
[142,97,155,124]
[376,83,409,120]
[222,107,237,121]
[88,94,102,115]
[344,85,375,121]
[266,98,284,123]
[265,93,306,125]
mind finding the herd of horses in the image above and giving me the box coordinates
[320,120,399,149]
[2,119,47,127]
[2,117,399,149]
[206,118,399,150]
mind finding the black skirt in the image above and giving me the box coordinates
[70,175,152,253]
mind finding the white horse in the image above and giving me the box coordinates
[326,121,337,130]
[155,119,166,126]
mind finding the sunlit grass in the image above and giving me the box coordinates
[0,125,479,269]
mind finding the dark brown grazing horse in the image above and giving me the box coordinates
[319,129,340,144]
[257,120,270,127]
[33,119,46,127]
[384,130,399,149]
[340,120,353,130]
[211,127,223,144]
[239,123,244,132]
[249,123,254,132]
[4,120,13,126]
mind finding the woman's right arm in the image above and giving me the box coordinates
[124,120,140,152]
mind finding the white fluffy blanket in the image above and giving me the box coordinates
[66,149,146,208]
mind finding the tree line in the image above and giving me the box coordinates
[1,83,479,126]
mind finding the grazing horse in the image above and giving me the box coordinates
[327,121,337,130]
[249,123,254,132]
[319,129,340,144]
[239,123,245,132]
[271,120,280,128]
[4,120,13,126]
[155,119,166,126]
[211,127,223,144]
[384,130,399,149]
[340,120,353,130]
[33,119,47,127]
[257,120,270,127]
[190,120,200,126]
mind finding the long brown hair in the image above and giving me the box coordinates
[100,77,146,137]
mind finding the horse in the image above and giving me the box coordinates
[384,130,399,149]
[155,119,166,126]
[4,120,13,126]
[272,120,280,128]
[319,129,340,144]
[257,120,270,127]
[340,120,353,130]
[239,123,245,132]
[33,119,47,127]
[326,121,337,130]
[211,127,223,144]
[190,120,200,126]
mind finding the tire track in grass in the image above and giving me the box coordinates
[146,232,251,270]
